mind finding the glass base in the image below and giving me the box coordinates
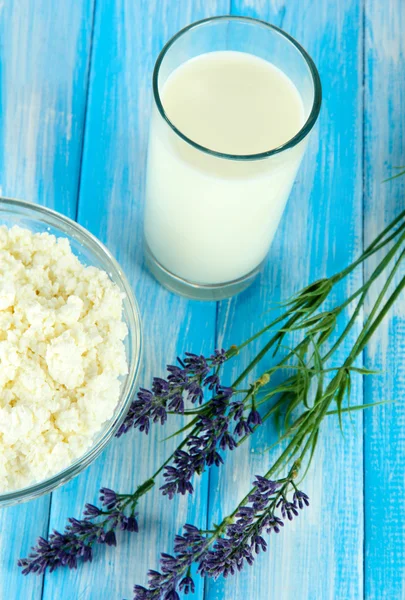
[144,242,260,301]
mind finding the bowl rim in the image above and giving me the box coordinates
[0,197,142,506]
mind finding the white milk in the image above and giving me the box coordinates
[145,51,306,285]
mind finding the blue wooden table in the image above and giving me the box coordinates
[1,1,404,599]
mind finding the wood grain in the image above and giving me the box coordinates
[2,1,405,599]
[363,1,405,598]
[206,1,365,599]
[41,2,228,600]
[0,0,94,216]
[0,2,95,600]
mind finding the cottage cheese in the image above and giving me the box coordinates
[0,225,128,492]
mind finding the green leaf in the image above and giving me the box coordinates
[326,399,395,415]
[310,335,325,408]
[284,387,306,430]
[297,429,319,485]
[383,167,405,182]
[346,369,353,426]
[161,419,197,441]
[334,374,348,433]
[348,366,381,375]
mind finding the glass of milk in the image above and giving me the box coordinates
[144,16,321,300]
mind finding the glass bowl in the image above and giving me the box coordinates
[0,198,142,507]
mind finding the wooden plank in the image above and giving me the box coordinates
[0,2,95,600]
[206,1,364,599]
[41,2,229,600]
[363,1,405,598]
[0,1,94,216]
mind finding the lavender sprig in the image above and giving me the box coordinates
[18,482,153,575]
[160,385,262,499]
[116,350,229,437]
[19,208,405,593]
[18,379,265,575]
[134,469,307,599]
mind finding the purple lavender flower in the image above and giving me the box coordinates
[266,515,284,533]
[178,576,195,594]
[210,349,228,365]
[200,477,305,580]
[234,418,251,437]
[247,408,262,427]
[133,476,309,599]
[19,522,100,575]
[294,490,310,509]
[133,524,207,600]
[159,387,265,500]
[277,497,299,521]
[100,487,117,509]
[120,516,139,532]
[18,488,138,575]
[160,387,237,499]
[117,350,229,437]
[248,477,281,510]
[83,503,102,517]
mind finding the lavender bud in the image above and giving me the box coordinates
[247,409,262,427]
[99,488,117,509]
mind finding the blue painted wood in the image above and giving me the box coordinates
[0,1,95,217]
[205,1,365,599]
[363,1,405,598]
[41,2,228,600]
[0,2,95,600]
[3,2,405,600]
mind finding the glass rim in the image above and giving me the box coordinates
[152,15,322,161]
[0,197,142,506]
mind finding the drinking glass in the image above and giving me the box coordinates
[144,16,321,300]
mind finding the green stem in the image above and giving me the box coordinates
[351,274,405,360]
[233,227,405,389]
[125,213,405,511]
[232,313,309,388]
[169,213,405,552]
[323,233,405,362]
[332,213,405,283]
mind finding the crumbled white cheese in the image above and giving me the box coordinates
[0,225,128,492]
